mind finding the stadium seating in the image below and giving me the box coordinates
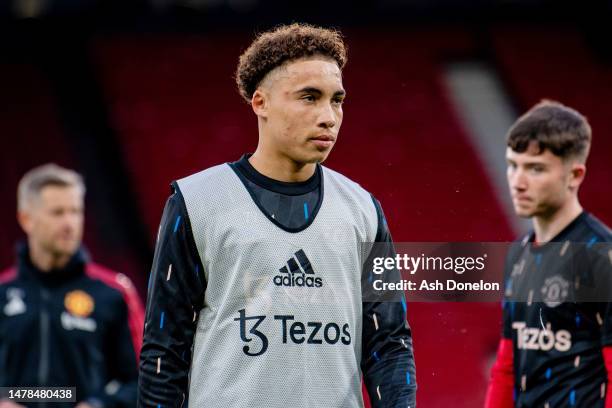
[0,63,76,268]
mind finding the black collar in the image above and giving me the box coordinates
[232,154,321,196]
[526,211,590,253]
[17,243,89,286]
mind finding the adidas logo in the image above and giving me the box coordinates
[273,249,323,288]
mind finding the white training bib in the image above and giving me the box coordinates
[177,163,378,408]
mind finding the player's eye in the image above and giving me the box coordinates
[332,97,344,105]
[301,94,316,102]
[530,166,545,173]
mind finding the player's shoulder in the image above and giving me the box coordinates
[322,166,380,237]
[84,262,138,299]
[321,165,373,198]
[513,232,532,245]
[176,163,231,187]
[0,266,18,287]
[582,212,612,242]
[505,233,531,263]
[173,163,238,205]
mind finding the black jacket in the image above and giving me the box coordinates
[0,245,144,407]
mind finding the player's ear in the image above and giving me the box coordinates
[251,89,268,118]
[17,210,33,235]
[568,162,586,190]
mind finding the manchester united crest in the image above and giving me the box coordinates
[541,276,570,308]
[64,290,95,317]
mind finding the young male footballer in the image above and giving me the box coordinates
[138,23,417,408]
[485,101,612,407]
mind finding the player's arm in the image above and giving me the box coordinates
[138,184,206,408]
[592,242,612,408]
[98,273,144,408]
[361,197,417,408]
[484,329,514,408]
[87,281,144,408]
[0,277,25,408]
[602,345,612,408]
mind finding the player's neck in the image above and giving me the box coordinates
[28,239,71,272]
[249,149,316,183]
[532,198,583,243]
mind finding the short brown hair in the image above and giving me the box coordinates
[235,23,347,102]
[507,100,592,162]
[18,163,85,211]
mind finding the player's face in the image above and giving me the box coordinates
[19,185,84,259]
[506,143,577,218]
[261,57,345,164]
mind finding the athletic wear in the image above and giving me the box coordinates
[492,212,612,407]
[139,157,417,408]
[0,244,143,408]
[231,154,321,230]
[485,338,515,408]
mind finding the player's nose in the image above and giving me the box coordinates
[317,102,336,129]
[510,169,528,191]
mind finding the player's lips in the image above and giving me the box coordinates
[309,135,335,148]
[513,195,532,203]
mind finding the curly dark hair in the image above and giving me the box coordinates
[235,23,347,102]
[507,100,592,162]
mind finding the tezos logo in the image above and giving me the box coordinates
[234,309,351,357]
[512,321,571,352]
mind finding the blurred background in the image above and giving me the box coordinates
[1,0,611,406]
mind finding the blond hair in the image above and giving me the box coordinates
[17,163,85,211]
